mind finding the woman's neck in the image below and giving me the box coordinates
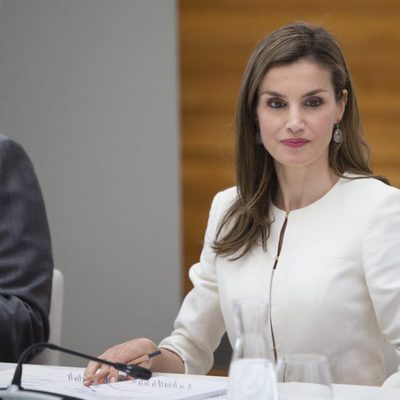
[274,165,339,212]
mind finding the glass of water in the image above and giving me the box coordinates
[276,354,333,399]
[228,357,278,400]
[227,298,278,400]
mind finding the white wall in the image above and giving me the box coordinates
[0,0,181,366]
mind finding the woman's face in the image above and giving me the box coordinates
[256,58,347,172]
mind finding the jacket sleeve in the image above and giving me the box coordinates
[362,187,400,386]
[0,135,53,362]
[159,190,229,374]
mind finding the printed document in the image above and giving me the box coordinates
[0,365,227,400]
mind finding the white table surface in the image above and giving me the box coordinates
[1,363,400,399]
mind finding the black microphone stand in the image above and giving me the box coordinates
[0,342,152,400]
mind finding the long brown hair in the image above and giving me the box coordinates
[213,22,384,260]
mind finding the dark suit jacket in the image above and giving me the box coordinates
[0,133,53,362]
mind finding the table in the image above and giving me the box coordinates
[1,363,400,399]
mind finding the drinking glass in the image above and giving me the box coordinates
[227,298,278,400]
[276,354,333,399]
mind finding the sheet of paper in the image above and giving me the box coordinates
[0,365,227,400]
[0,365,84,388]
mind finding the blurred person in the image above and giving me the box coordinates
[0,133,53,361]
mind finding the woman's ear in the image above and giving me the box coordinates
[338,89,348,120]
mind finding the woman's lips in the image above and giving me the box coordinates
[281,138,310,148]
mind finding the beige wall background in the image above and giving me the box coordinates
[180,0,400,295]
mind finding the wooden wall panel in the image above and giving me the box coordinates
[180,0,400,300]
[179,0,400,376]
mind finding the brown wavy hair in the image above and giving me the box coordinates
[212,22,387,260]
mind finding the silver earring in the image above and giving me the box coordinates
[333,123,343,143]
[255,131,263,145]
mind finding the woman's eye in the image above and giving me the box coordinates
[305,97,323,107]
[267,99,286,109]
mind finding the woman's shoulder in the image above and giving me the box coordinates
[341,174,400,204]
[212,186,238,206]
[209,186,238,218]
[214,186,238,200]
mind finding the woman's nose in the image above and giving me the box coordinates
[286,108,305,133]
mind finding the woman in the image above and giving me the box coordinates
[84,22,400,386]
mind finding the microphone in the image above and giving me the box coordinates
[0,342,152,400]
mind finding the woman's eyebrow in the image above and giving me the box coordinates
[259,88,328,98]
[301,88,328,98]
[259,90,285,97]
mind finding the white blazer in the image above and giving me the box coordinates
[159,175,400,385]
